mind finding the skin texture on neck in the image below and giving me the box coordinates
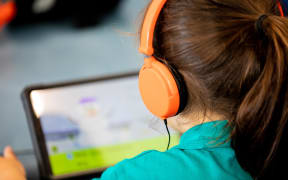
[167,111,226,134]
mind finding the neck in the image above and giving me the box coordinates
[167,111,226,134]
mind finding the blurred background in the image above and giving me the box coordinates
[0,0,148,154]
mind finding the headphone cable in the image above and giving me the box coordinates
[164,119,171,150]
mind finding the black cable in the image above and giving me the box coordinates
[164,119,171,150]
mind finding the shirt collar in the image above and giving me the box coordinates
[174,120,230,150]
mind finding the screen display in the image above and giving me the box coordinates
[30,76,179,176]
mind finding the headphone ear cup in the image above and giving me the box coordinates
[169,65,188,114]
[139,57,181,119]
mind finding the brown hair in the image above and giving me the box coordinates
[145,0,288,179]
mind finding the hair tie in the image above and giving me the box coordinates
[255,14,268,38]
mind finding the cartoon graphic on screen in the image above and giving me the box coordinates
[40,114,82,154]
[40,114,80,141]
[78,97,100,117]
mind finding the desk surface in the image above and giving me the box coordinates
[0,0,147,178]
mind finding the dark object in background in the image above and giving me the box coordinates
[10,0,122,28]
[283,0,288,15]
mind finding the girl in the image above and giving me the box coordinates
[1,0,287,179]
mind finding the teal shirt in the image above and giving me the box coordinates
[93,120,252,180]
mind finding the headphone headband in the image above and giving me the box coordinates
[277,1,284,17]
[139,0,167,56]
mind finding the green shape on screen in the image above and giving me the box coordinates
[49,134,179,175]
[51,146,59,154]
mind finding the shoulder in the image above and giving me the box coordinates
[100,150,165,180]
[100,148,252,180]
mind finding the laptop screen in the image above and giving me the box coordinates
[29,76,179,176]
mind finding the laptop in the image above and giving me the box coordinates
[21,72,179,179]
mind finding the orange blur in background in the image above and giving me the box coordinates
[0,1,16,28]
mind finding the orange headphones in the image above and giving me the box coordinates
[138,0,285,120]
[138,0,187,120]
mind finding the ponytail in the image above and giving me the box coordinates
[232,15,288,178]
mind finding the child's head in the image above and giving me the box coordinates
[141,0,288,179]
